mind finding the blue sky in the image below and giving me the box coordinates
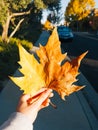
[94,0,98,8]
[65,0,98,8]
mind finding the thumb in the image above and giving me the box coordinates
[20,94,31,102]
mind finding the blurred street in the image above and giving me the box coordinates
[61,32,98,92]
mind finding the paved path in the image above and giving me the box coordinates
[35,30,50,46]
[0,71,98,130]
[0,31,98,130]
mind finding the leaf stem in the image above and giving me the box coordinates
[50,101,57,109]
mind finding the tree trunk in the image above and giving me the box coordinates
[2,16,11,43]
[9,18,24,39]
[7,18,24,43]
[2,25,8,43]
[1,10,31,43]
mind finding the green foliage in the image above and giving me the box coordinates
[47,0,61,24]
[10,37,33,50]
[0,0,31,24]
[0,0,48,43]
[9,0,31,10]
[0,0,60,25]
[34,0,46,10]
[17,23,42,44]
[43,0,59,5]
[0,1,9,24]
[0,36,33,81]
[0,0,49,25]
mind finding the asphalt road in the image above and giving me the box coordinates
[61,32,98,92]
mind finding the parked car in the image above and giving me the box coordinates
[57,26,74,42]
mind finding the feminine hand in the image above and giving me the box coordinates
[17,88,53,123]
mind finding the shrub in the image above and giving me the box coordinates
[0,36,33,81]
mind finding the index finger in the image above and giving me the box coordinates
[32,89,52,107]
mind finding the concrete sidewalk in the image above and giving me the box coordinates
[0,30,98,129]
[35,30,50,46]
[0,70,98,130]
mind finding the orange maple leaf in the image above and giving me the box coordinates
[37,28,88,99]
[10,28,87,100]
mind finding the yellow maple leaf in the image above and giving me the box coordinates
[10,44,46,96]
[10,28,87,100]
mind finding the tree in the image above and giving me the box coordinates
[65,0,95,21]
[0,0,62,43]
[0,0,46,43]
[43,0,59,6]
[90,9,98,31]
[47,0,62,25]
[0,0,29,42]
[52,0,61,24]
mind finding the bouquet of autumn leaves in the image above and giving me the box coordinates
[10,28,87,102]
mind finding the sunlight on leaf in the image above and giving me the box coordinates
[10,28,87,100]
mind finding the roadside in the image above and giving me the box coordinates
[74,32,98,41]
[0,79,9,92]
[35,30,50,46]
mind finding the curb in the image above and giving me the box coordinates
[78,73,98,118]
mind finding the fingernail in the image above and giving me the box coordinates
[48,89,52,92]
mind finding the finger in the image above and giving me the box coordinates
[31,88,48,97]
[40,98,50,110]
[19,94,31,102]
[27,88,49,104]
[31,91,53,102]
[49,92,54,98]
[34,89,52,108]
[43,98,50,107]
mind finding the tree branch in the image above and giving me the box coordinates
[9,18,24,40]
[11,9,31,18]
